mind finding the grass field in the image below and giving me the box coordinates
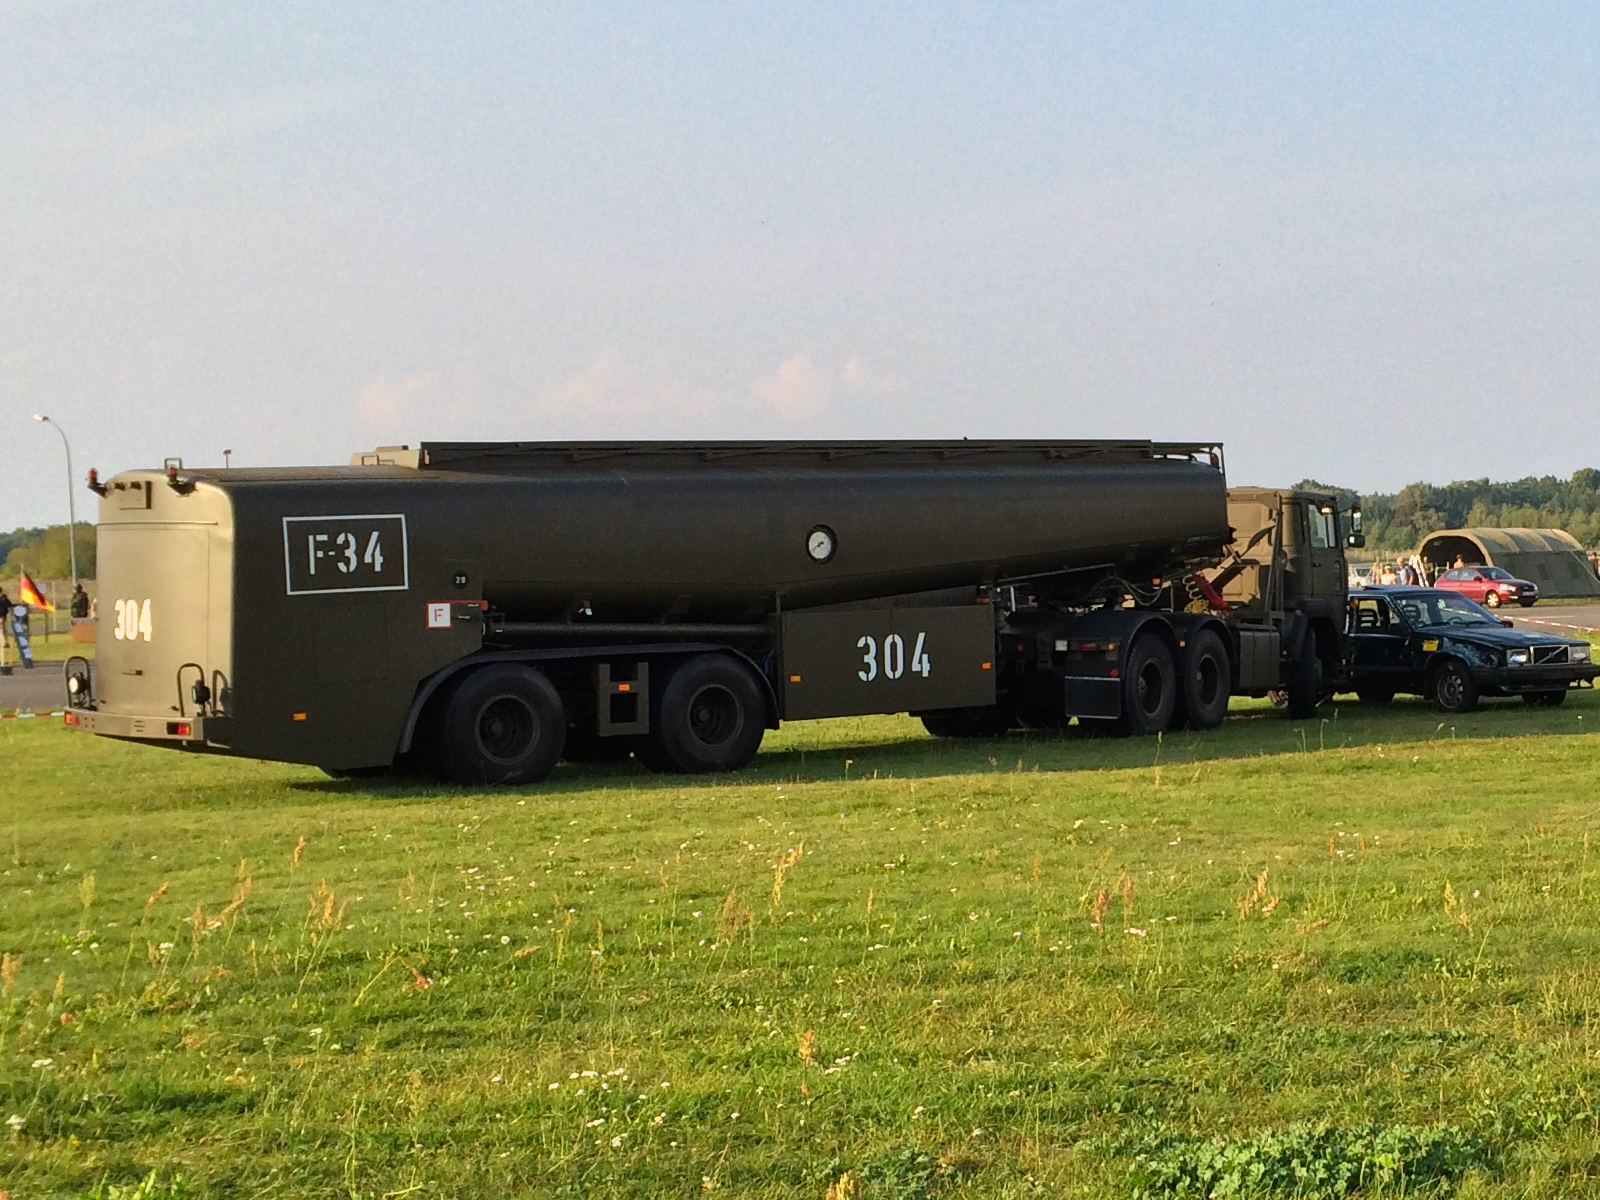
[7,691,1600,1198]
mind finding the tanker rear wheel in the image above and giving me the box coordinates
[1177,629,1231,731]
[919,705,1016,738]
[428,664,567,785]
[640,653,766,774]
[1111,632,1177,736]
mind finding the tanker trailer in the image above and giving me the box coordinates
[62,440,1344,784]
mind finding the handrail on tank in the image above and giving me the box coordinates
[406,439,1229,472]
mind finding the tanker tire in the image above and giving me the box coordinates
[429,664,567,785]
[919,706,1015,738]
[1177,629,1231,731]
[1112,633,1176,736]
[1524,689,1567,708]
[1285,630,1325,720]
[644,654,766,774]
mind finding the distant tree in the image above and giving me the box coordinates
[0,523,96,580]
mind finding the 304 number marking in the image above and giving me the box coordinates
[857,632,931,682]
[112,597,152,642]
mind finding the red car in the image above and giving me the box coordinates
[1433,565,1539,608]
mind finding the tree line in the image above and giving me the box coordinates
[1293,469,1600,552]
[0,523,97,580]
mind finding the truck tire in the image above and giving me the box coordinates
[1524,689,1567,708]
[429,664,567,785]
[1285,629,1324,719]
[1429,658,1479,714]
[1113,633,1176,736]
[920,706,1015,738]
[1177,629,1230,730]
[641,653,766,774]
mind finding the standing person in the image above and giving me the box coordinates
[1397,556,1417,586]
[71,584,89,619]
[0,588,11,651]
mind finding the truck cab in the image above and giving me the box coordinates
[1209,488,1356,714]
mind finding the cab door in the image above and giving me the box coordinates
[1302,501,1345,603]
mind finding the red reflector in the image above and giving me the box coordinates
[64,712,79,726]
[1076,641,1099,652]
[167,722,192,737]
[1110,669,1120,678]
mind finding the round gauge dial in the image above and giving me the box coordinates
[806,525,836,563]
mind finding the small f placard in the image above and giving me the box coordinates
[426,602,451,630]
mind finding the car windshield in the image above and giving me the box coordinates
[1394,592,1501,628]
[1480,567,1513,580]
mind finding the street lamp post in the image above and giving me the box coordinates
[32,415,79,616]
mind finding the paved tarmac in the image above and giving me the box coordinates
[0,661,72,714]
[1499,602,1600,635]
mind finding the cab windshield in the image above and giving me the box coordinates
[1394,593,1501,628]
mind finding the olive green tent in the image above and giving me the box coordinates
[1418,527,1600,599]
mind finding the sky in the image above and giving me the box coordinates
[4,2,1600,530]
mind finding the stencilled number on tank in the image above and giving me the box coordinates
[857,636,878,681]
[284,515,409,595]
[856,632,932,683]
[112,597,152,642]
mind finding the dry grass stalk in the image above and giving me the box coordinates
[53,972,65,1000]
[717,889,752,941]
[1,953,19,995]
[307,880,345,933]
[1090,888,1110,932]
[142,882,170,922]
[1121,872,1136,919]
[291,836,308,871]
[798,1028,820,1066]
[825,1170,857,1200]
[771,842,804,907]
[1237,868,1272,920]
[77,872,95,910]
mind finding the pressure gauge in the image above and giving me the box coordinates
[806,525,837,563]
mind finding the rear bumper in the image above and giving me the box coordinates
[65,709,232,747]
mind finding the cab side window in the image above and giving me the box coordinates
[1307,508,1335,550]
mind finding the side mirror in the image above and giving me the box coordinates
[1346,533,1366,549]
[1499,618,1514,628]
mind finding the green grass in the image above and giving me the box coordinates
[6,691,1600,1197]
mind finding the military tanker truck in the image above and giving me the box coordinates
[63,440,1356,784]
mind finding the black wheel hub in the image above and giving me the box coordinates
[687,685,740,747]
[477,696,538,763]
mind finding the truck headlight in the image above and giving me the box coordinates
[1573,644,1592,663]
[1507,649,1530,666]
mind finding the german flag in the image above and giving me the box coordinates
[18,572,54,611]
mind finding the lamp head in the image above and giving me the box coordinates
[32,413,48,423]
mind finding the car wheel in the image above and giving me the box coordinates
[1356,688,1395,705]
[1484,591,1501,608]
[428,664,567,785]
[641,653,766,773]
[1430,658,1479,714]
[1109,632,1177,735]
[1285,629,1325,719]
[1523,690,1568,708]
[1176,628,1231,730]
